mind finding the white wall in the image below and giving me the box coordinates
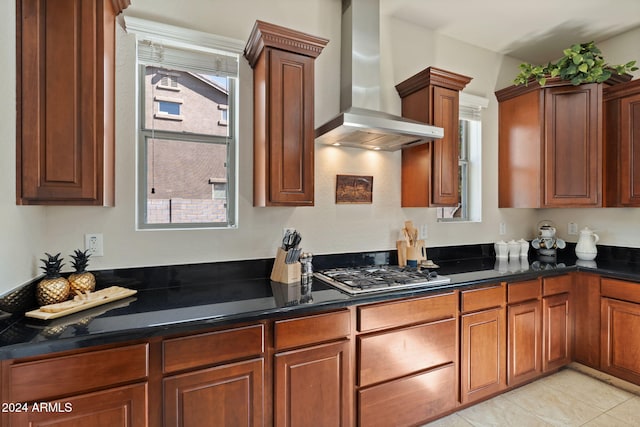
[0,0,47,291]
[1,0,638,294]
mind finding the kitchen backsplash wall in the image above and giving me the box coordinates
[1,0,639,293]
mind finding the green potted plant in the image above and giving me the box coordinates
[514,41,637,86]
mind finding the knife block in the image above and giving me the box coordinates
[270,247,302,284]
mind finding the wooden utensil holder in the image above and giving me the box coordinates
[270,247,302,284]
[397,240,426,267]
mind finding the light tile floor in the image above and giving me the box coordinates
[424,363,640,426]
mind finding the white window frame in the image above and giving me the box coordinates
[158,72,179,90]
[437,92,487,223]
[126,17,243,230]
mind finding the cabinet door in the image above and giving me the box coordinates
[542,293,571,372]
[620,92,640,206]
[460,307,506,404]
[164,358,264,427]
[267,49,315,206]
[543,84,601,207]
[507,300,542,386]
[601,298,640,384]
[573,273,601,368]
[397,67,471,208]
[17,0,117,205]
[10,383,147,427]
[274,340,351,427]
[431,86,460,206]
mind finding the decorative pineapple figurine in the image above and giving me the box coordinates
[36,253,70,306]
[68,249,96,295]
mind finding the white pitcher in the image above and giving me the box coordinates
[575,227,599,261]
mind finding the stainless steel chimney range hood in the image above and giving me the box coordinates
[315,0,444,151]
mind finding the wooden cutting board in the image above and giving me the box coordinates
[25,286,137,320]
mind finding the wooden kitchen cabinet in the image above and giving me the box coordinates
[162,324,266,427]
[496,77,628,208]
[604,79,640,206]
[459,283,507,404]
[356,292,458,426]
[3,343,149,426]
[573,272,601,368]
[273,310,352,427]
[396,67,472,207]
[10,383,148,427]
[600,277,640,385]
[244,21,328,207]
[507,279,542,386]
[164,359,264,427]
[15,0,129,205]
[542,275,573,372]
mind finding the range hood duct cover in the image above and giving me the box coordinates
[315,0,444,151]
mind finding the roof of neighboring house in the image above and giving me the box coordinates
[188,72,229,96]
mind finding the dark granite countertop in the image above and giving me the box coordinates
[1,244,639,360]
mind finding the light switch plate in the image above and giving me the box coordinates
[568,222,578,235]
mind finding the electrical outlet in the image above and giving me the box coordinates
[418,224,428,240]
[568,222,578,235]
[85,233,104,257]
[499,222,507,235]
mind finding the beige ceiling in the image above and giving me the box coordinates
[382,0,640,64]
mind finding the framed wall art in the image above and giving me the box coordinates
[335,174,373,204]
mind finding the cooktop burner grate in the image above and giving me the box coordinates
[314,265,451,295]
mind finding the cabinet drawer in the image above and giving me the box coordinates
[358,318,456,387]
[358,291,456,332]
[508,279,541,304]
[163,324,264,374]
[274,310,350,351]
[358,363,456,427]
[10,343,148,402]
[543,275,572,296]
[461,283,505,313]
[601,277,640,304]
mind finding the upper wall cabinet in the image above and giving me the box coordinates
[244,21,328,207]
[16,0,130,206]
[396,67,472,207]
[495,76,629,208]
[604,79,640,207]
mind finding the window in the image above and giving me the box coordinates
[158,100,181,116]
[218,105,228,126]
[127,17,244,229]
[437,93,487,222]
[158,74,179,90]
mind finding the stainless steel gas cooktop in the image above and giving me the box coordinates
[314,265,451,295]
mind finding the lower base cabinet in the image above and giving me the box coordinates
[461,307,506,403]
[274,340,351,427]
[10,383,148,427]
[542,292,571,372]
[600,277,640,384]
[573,272,601,368]
[13,272,640,426]
[273,309,352,427]
[356,292,458,426]
[601,297,640,384]
[507,299,542,386]
[460,283,507,404]
[163,358,264,427]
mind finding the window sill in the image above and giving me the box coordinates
[154,113,183,121]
